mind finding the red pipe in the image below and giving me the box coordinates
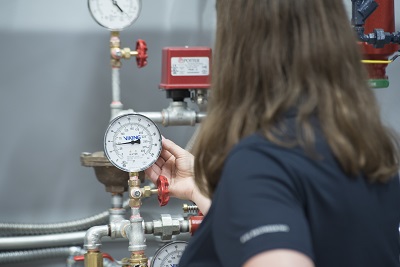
[362,0,398,80]
[189,215,203,235]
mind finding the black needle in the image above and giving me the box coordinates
[118,139,141,145]
[112,0,124,13]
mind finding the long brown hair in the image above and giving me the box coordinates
[192,0,399,198]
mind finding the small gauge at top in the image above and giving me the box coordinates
[88,0,142,31]
[104,113,162,172]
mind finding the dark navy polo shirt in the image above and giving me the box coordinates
[179,122,400,266]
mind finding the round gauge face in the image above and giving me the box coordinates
[151,241,188,267]
[88,0,141,30]
[104,113,162,172]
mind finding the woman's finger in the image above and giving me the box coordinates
[155,156,166,169]
[163,138,188,158]
[144,166,160,184]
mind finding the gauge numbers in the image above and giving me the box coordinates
[151,241,188,267]
[88,0,142,30]
[104,113,161,172]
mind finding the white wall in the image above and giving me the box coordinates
[0,1,216,266]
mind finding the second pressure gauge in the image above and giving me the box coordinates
[88,0,142,31]
[104,114,162,172]
[151,241,188,267]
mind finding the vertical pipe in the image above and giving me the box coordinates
[362,0,398,87]
[127,172,148,266]
[110,31,124,120]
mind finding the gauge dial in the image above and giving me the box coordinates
[88,0,141,30]
[104,113,162,172]
[151,241,188,267]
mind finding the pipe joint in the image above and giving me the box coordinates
[162,101,197,126]
[84,225,110,250]
[125,218,146,252]
[109,220,129,239]
[153,214,181,241]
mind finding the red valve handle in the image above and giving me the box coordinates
[136,39,148,68]
[157,175,170,206]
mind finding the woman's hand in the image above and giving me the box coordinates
[145,137,196,201]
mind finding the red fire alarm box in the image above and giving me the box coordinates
[159,47,212,90]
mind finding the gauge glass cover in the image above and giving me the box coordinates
[104,113,162,172]
[151,241,188,267]
[88,0,141,30]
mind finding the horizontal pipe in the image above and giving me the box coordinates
[139,111,206,126]
[138,112,164,124]
[0,199,132,237]
[0,211,109,236]
[0,232,86,250]
[196,112,206,123]
[0,247,85,264]
[0,231,126,251]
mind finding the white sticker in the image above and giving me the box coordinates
[171,57,209,76]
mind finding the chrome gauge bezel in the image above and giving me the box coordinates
[150,241,188,267]
[104,113,162,172]
[88,0,142,31]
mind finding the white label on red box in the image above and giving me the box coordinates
[171,57,209,76]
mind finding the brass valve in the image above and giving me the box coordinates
[142,186,158,198]
[110,31,148,68]
[84,251,103,267]
[128,175,141,208]
[128,252,148,267]
[120,47,139,59]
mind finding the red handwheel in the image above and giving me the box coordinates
[157,175,170,206]
[136,39,148,68]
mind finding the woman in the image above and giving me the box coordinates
[146,0,400,266]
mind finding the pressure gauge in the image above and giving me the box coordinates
[151,241,188,267]
[104,113,162,172]
[88,0,142,31]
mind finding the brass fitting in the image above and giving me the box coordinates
[129,252,148,267]
[142,186,158,198]
[129,172,142,208]
[110,31,120,48]
[128,180,141,187]
[129,198,141,208]
[183,204,199,213]
[121,47,139,59]
[84,251,103,267]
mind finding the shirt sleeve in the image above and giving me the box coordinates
[211,144,314,267]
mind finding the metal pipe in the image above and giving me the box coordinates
[0,232,86,250]
[110,219,129,239]
[0,198,131,237]
[84,225,110,250]
[138,112,164,124]
[110,194,126,223]
[127,173,146,253]
[126,217,146,252]
[0,247,85,265]
[139,108,206,126]
[0,211,109,236]
[111,68,123,120]
[111,194,123,209]
[110,31,123,120]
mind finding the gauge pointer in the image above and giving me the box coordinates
[118,139,141,145]
[112,0,124,13]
